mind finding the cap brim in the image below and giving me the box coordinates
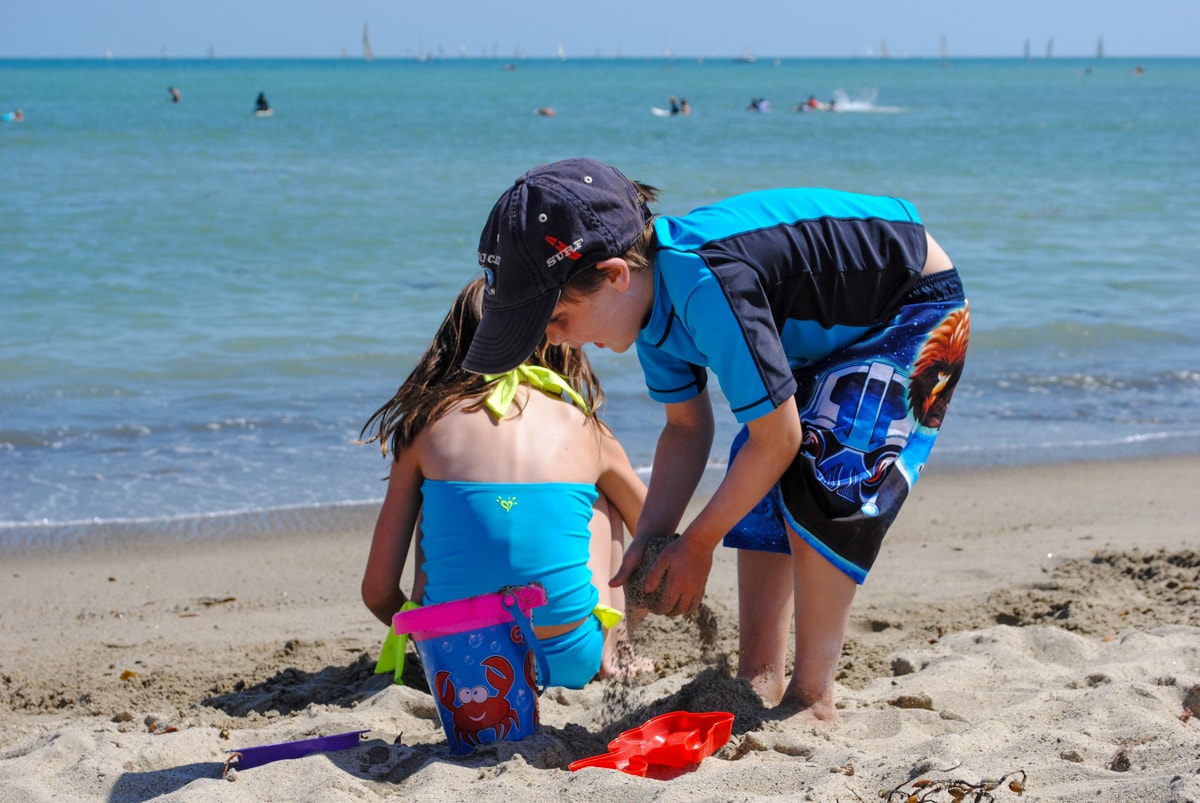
[463,290,559,374]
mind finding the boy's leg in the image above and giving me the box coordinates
[781,531,856,720]
[736,548,794,706]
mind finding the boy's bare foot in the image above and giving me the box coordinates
[774,695,838,725]
[738,665,785,708]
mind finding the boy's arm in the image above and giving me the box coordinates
[640,397,804,616]
[611,390,714,587]
[361,445,423,626]
[639,389,715,538]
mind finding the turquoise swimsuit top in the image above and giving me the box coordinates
[377,366,619,689]
[419,480,600,627]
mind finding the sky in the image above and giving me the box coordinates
[2,0,1197,60]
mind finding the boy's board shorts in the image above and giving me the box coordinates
[722,269,970,584]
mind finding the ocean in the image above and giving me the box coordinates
[3,56,1199,550]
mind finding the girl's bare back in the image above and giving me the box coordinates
[416,386,605,485]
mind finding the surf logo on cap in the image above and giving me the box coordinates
[545,235,583,267]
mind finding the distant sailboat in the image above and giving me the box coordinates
[1023,38,1031,60]
[1096,36,1104,59]
[1046,37,1054,60]
[557,38,566,60]
[363,23,376,62]
[734,49,756,63]
[415,34,432,62]
[939,35,948,64]
[880,40,889,59]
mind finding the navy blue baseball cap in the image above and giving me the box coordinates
[464,158,651,375]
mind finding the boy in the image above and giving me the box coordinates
[464,158,969,720]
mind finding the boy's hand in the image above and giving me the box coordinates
[648,535,713,617]
[612,533,711,616]
[609,535,648,589]
[614,533,711,617]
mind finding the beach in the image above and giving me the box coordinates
[3,456,1198,802]
[4,55,1199,802]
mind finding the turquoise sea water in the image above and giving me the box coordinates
[3,56,1199,547]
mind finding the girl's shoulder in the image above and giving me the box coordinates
[417,388,606,483]
[422,388,596,442]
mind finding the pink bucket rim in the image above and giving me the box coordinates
[392,583,548,641]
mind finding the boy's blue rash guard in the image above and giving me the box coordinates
[637,188,927,422]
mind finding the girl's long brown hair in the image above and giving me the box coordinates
[359,277,605,459]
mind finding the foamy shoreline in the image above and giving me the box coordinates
[3,446,1192,555]
[2,455,1198,802]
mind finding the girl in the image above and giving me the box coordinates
[360,277,646,688]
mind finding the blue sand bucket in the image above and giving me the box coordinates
[392,584,550,754]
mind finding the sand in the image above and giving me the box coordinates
[2,456,1199,802]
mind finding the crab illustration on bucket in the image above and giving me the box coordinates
[392,584,550,753]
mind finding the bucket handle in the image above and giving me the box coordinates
[501,590,552,694]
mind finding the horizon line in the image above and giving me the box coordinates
[2,53,1191,61]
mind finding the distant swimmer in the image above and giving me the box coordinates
[536,106,556,117]
[797,95,832,112]
[1,108,23,122]
[168,85,181,103]
[747,97,770,113]
[649,97,690,117]
[254,92,273,116]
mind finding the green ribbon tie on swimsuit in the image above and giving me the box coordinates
[593,603,624,629]
[483,365,589,417]
[375,601,421,684]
